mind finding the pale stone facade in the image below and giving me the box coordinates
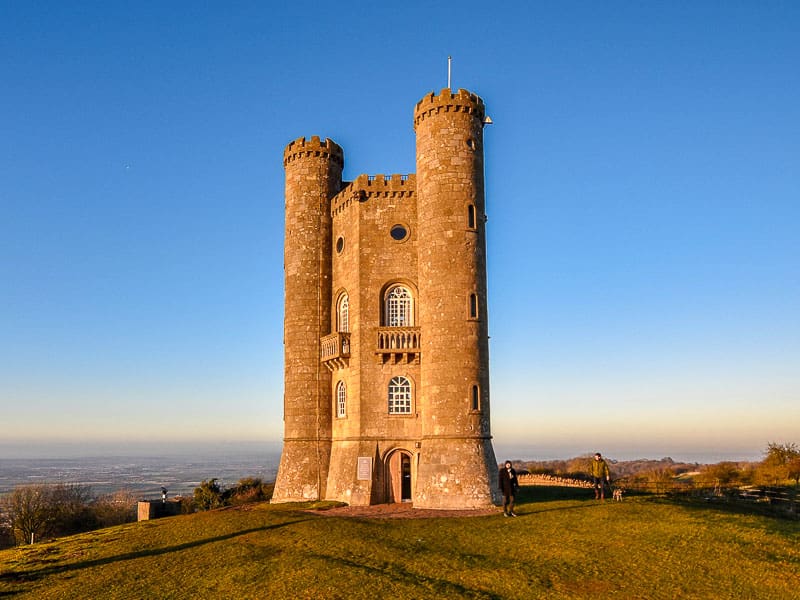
[272,88,499,509]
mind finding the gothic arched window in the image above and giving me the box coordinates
[385,286,413,327]
[388,376,412,414]
[337,293,349,333]
[336,381,347,418]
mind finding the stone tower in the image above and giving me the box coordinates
[413,89,497,508]
[272,89,499,509]
[272,136,342,502]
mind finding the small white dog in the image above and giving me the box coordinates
[613,488,624,502]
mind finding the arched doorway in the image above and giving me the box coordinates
[386,449,413,503]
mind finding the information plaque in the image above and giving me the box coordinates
[357,457,372,480]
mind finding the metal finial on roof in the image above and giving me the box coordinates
[447,56,452,89]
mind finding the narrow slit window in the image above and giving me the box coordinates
[469,293,478,319]
[471,385,480,411]
[468,204,476,229]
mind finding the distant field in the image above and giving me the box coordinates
[1,487,798,599]
[0,452,280,497]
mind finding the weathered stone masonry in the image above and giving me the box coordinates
[272,88,500,509]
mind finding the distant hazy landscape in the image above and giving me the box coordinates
[0,443,281,498]
[0,439,767,500]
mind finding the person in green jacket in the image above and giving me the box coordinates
[590,452,611,500]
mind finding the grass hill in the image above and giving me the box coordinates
[1,487,798,599]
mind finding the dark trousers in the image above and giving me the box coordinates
[593,477,606,498]
[503,492,515,514]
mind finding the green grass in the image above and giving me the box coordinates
[1,487,798,599]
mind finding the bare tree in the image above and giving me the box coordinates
[2,483,95,544]
[3,485,53,544]
[49,483,95,535]
[92,490,138,527]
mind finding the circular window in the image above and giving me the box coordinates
[336,236,345,253]
[466,138,478,151]
[390,224,408,241]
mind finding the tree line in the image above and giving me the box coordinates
[513,442,800,490]
[0,477,274,548]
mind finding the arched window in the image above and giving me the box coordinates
[337,293,349,333]
[336,381,346,418]
[385,286,413,327]
[388,376,412,414]
[471,385,480,411]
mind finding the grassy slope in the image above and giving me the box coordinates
[1,487,798,599]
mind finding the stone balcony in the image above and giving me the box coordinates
[320,332,351,371]
[376,327,421,364]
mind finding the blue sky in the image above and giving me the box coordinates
[1,2,798,462]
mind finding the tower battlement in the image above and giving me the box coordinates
[283,136,344,168]
[331,174,416,217]
[413,88,485,129]
[353,173,415,191]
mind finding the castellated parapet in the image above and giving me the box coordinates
[413,88,486,129]
[331,174,416,216]
[272,88,499,509]
[283,135,344,168]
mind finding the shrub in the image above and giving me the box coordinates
[0,518,14,549]
[194,479,225,511]
[701,462,741,486]
[91,490,138,527]
[229,478,274,505]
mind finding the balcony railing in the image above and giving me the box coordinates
[320,332,351,371]
[376,327,420,364]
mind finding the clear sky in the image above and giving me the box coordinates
[2,2,798,462]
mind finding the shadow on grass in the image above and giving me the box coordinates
[517,485,592,503]
[657,495,800,534]
[306,552,504,600]
[0,518,310,585]
[508,485,610,517]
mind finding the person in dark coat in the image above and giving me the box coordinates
[498,460,519,517]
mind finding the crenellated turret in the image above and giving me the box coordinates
[283,135,344,168]
[413,87,486,129]
[272,135,343,503]
[413,88,498,509]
